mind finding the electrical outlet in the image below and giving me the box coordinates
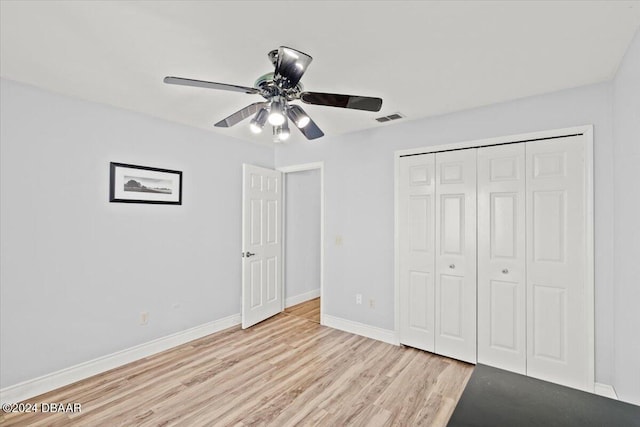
[140,311,149,325]
[369,298,375,309]
[356,294,362,305]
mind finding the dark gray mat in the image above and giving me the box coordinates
[448,364,640,427]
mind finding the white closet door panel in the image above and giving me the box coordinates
[435,149,477,363]
[242,164,283,329]
[477,144,526,374]
[525,136,590,391]
[399,155,436,351]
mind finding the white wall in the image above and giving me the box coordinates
[275,82,616,385]
[612,29,640,405]
[0,78,273,388]
[284,169,321,303]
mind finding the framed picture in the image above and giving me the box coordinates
[109,162,182,205]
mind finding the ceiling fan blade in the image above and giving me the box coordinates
[297,118,324,140]
[164,76,259,94]
[274,46,313,89]
[214,102,267,128]
[300,92,383,112]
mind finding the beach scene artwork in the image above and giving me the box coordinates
[110,162,182,204]
[123,175,173,194]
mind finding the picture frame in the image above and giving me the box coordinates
[109,162,182,205]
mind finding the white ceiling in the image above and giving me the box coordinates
[2,1,639,145]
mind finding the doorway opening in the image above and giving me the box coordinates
[284,297,320,323]
[278,162,324,325]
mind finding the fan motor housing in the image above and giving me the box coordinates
[254,72,303,101]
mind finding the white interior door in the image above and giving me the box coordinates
[525,136,590,390]
[242,164,283,329]
[435,149,477,363]
[477,144,526,373]
[398,154,436,352]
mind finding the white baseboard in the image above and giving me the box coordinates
[594,382,618,400]
[323,314,399,346]
[0,313,241,404]
[285,289,320,308]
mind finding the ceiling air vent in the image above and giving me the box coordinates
[375,112,405,123]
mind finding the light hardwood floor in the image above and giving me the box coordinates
[1,314,473,426]
[284,297,321,323]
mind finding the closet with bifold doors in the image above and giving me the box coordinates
[398,131,593,392]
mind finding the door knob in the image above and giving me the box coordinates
[243,252,256,258]
[449,264,455,269]
[502,268,509,274]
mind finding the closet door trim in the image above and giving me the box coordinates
[393,125,594,390]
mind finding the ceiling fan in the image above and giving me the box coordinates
[164,46,383,142]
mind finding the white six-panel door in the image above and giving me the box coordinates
[242,164,283,329]
[435,149,477,364]
[525,137,590,390]
[477,144,526,374]
[398,154,436,352]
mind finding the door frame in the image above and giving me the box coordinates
[393,124,594,388]
[277,162,325,325]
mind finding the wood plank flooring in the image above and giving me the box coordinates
[1,313,473,426]
[284,297,320,323]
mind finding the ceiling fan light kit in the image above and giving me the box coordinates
[273,120,291,143]
[287,105,311,128]
[164,46,383,141]
[249,107,269,134]
[280,119,291,141]
[267,98,286,126]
